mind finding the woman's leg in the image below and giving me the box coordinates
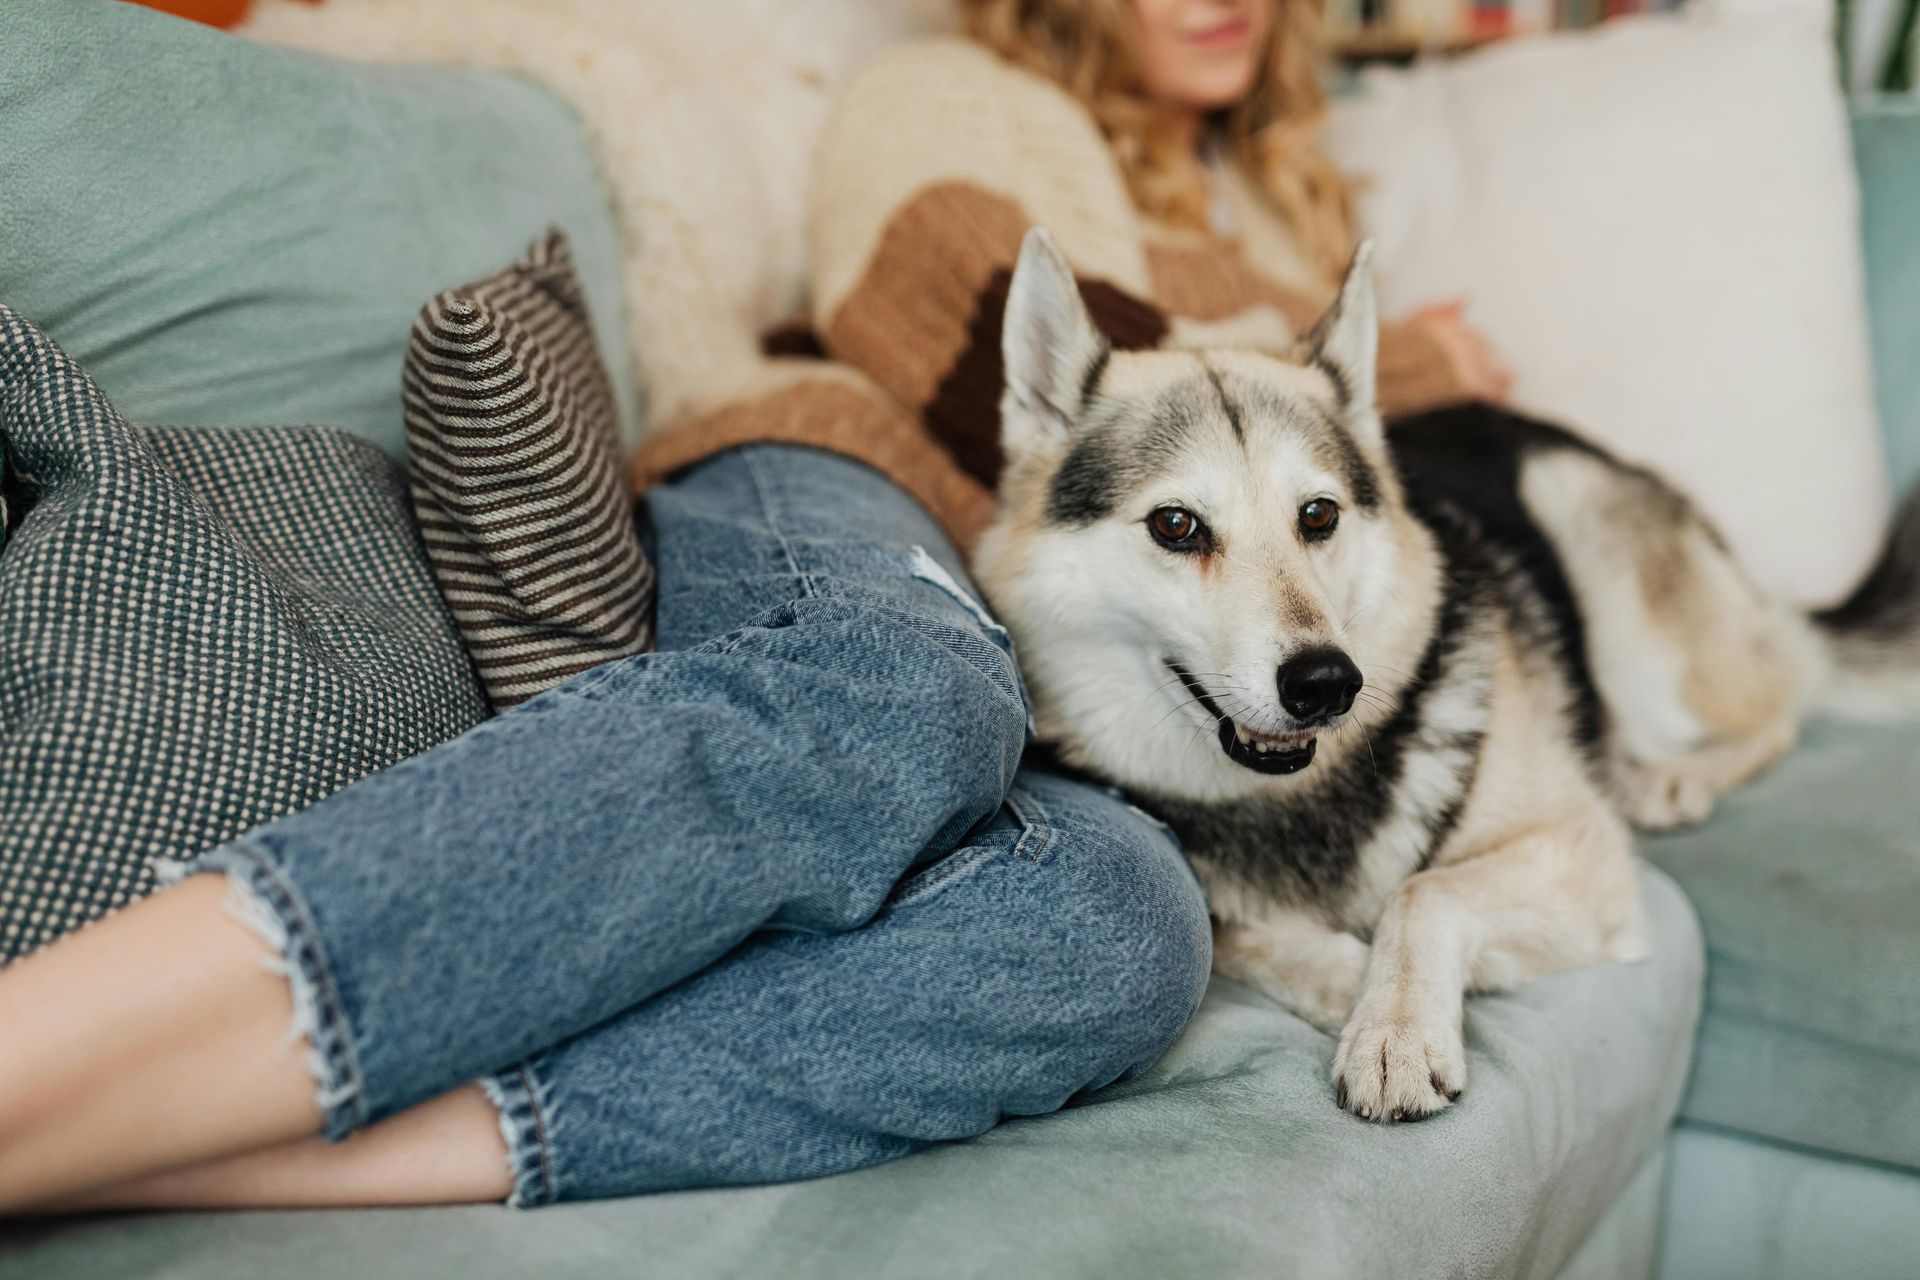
[479,768,1211,1205]
[0,877,322,1210]
[39,769,1212,1210]
[0,445,1030,1210]
[33,1087,509,1214]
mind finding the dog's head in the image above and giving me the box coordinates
[974,229,1440,803]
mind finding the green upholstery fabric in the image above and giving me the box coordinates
[1560,1150,1666,1280]
[1659,1123,1920,1280]
[1854,97,1920,495]
[0,870,1699,1279]
[0,0,636,459]
[1645,718,1920,1169]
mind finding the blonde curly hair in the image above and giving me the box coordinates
[958,0,1355,281]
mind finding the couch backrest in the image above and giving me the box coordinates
[1853,96,1920,494]
[0,0,636,456]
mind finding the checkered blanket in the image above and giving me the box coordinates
[0,303,487,962]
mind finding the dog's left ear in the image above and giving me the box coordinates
[1001,227,1108,456]
[1302,240,1379,424]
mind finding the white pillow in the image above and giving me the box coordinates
[1325,4,1889,606]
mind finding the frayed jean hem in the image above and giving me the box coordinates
[154,842,367,1142]
[479,1060,559,1208]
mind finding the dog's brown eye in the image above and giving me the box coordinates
[1299,499,1339,538]
[1148,506,1207,552]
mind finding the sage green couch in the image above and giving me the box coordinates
[1644,95,1920,1280]
[0,5,1915,1278]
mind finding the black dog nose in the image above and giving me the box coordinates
[1276,648,1363,722]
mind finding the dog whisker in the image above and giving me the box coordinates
[1356,720,1381,780]
[1362,663,1428,691]
[1149,694,1218,735]
[1130,671,1202,716]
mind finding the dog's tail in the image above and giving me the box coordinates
[1806,486,1920,717]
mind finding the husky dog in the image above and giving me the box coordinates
[973,228,1920,1122]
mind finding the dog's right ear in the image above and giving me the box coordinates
[1001,227,1108,457]
[1301,240,1379,424]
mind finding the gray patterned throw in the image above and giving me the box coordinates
[0,303,488,963]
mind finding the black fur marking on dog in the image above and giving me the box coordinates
[1202,359,1246,445]
[1140,384,1214,471]
[1313,354,1353,411]
[1818,485,1920,642]
[1289,396,1380,510]
[1390,404,1607,756]
[1046,431,1122,525]
[1144,548,1490,909]
[1079,343,1112,412]
[1234,381,1382,511]
[1320,412,1382,511]
[1047,385,1213,526]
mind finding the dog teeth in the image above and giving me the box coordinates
[1234,724,1251,745]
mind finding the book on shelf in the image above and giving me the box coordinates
[1326,0,1686,57]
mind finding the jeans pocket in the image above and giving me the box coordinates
[886,785,1054,908]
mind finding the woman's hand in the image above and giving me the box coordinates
[1404,301,1514,404]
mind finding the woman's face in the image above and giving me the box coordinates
[1130,0,1272,114]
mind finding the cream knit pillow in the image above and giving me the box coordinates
[243,0,952,432]
[1326,3,1889,606]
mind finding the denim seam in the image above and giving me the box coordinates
[1005,786,1055,862]
[700,596,1027,723]
[889,786,1055,906]
[697,598,823,657]
[740,446,818,601]
[479,1061,559,1208]
[516,1061,559,1205]
[889,842,999,906]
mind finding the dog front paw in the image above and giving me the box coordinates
[1331,1004,1466,1122]
[1611,759,1716,831]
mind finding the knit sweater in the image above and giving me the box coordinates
[630,38,1467,552]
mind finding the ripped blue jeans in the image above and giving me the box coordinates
[173,444,1213,1206]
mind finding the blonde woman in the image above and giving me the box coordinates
[0,0,1499,1212]
[635,0,1511,542]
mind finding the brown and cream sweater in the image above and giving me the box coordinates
[631,37,1467,552]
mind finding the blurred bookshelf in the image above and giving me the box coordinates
[1324,0,1688,62]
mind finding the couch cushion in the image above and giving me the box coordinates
[3,868,1700,1279]
[406,230,654,711]
[1645,717,1920,1170]
[1660,1123,1920,1280]
[1854,97,1920,496]
[1326,7,1890,607]
[0,303,487,962]
[0,0,636,459]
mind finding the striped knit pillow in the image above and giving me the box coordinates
[405,230,654,710]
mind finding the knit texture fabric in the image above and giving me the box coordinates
[0,303,487,963]
[405,230,654,710]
